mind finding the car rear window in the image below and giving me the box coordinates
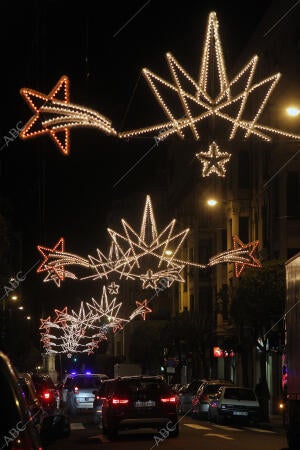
[66,376,102,389]
[223,388,256,401]
[204,384,223,394]
[116,380,171,398]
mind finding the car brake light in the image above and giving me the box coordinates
[96,395,100,400]
[111,398,129,405]
[74,386,79,394]
[43,391,51,399]
[161,396,176,403]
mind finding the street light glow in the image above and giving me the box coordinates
[165,249,173,256]
[207,198,218,207]
[286,106,300,117]
[11,295,18,301]
[26,316,31,320]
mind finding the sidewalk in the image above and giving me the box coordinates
[260,414,284,431]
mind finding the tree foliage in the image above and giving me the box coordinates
[230,259,285,342]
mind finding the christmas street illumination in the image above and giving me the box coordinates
[196,141,231,177]
[36,196,261,289]
[129,299,152,321]
[20,75,117,155]
[39,285,134,355]
[119,12,300,145]
[232,236,262,277]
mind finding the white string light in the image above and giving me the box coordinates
[118,12,300,144]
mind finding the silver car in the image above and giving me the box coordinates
[208,386,260,425]
[62,373,109,410]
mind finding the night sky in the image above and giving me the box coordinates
[0,0,276,322]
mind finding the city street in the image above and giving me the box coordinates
[49,412,288,450]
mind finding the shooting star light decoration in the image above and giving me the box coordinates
[36,196,262,289]
[20,75,117,155]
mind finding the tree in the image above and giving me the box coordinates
[230,259,285,387]
[162,309,213,379]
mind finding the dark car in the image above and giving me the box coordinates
[31,373,59,414]
[0,351,70,449]
[177,379,207,414]
[93,379,114,424]
[18,372,44,429]
[101,375,179,439]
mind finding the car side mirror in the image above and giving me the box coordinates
[40,414,70,445]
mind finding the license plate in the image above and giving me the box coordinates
[134,400,156,407]
[233,411,248,416]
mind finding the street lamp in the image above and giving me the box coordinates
[286,106,300,117]
[207,198,218,207]
[263,107,300,189]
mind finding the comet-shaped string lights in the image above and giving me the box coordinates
[36,196,262,290]
[19,75,117,155]
[39,285,153,356]
[118,11,300,158]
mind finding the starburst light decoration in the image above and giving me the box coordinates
[196,141,231,177]
[39,285,154,355]
[36,196,262,289]
[118,12,300,145]
[20,75,117,155]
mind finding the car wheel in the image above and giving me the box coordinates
[169,423,179,438]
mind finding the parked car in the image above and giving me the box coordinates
[177,379,207,415]
[101,375,179,439]
[208,385,260,425]
[0,351,70,449]
[191,379,234,418]
[62,372,109,410]
[31,373,60,413]
[18,372,44,429]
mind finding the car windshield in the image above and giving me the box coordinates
[223,388,256,401]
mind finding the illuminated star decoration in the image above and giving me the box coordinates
[39,285,138,355]
[196,141,231,177]
[129,299,152,321]
[107,281,120,295]
[232,236,262,277]
[37,237,66,287]
[20,75,117,155]
[36,197,262,289]
[119,11,300,144]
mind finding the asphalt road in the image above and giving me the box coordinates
[48,411,288,450]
